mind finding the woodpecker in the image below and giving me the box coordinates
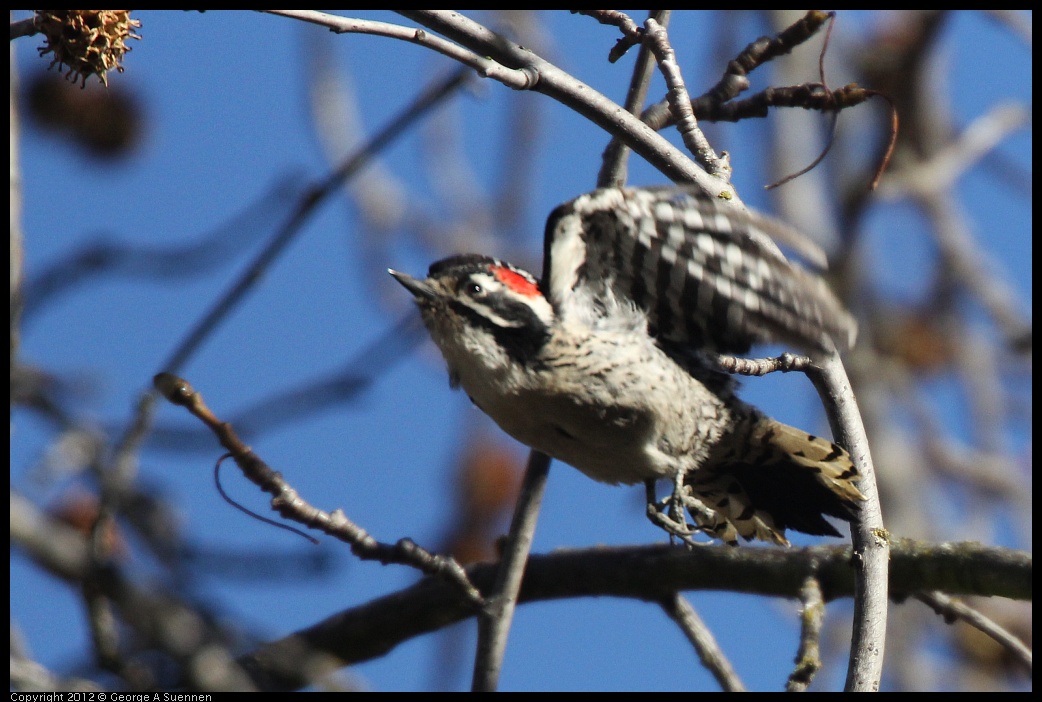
[390,187,864,546]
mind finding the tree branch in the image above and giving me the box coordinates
[237,539,1029,690]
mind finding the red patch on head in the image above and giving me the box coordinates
[493,265,539,297]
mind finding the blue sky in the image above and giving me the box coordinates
[11,11,1031,692]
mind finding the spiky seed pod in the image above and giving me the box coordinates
[36,10,142,87]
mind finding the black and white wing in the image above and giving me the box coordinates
[541,187,856,355]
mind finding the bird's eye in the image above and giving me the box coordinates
[463,281,483,296]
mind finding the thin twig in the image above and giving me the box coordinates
[915,591,1031,673]
[262,11,535,89]
[643,10,833,130]
[660,593,745,691]
[598,10,671,188]
[642,18,727,178]
[788,575,826,691]
[471,450,552,691]
[396,10,730,196]
[152,373,484,606]
[571,10,643,63]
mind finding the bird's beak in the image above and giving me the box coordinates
[388,269,437,300]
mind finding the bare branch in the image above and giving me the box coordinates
[153,373,484,606]
[642,18,728,177]
[262,10,536,89]
[660,593,746,691]
[788,576,826,691]
[472,450,551,691]
[237,539,1030,690]
[598,10,671,188]
[807,354,889,691]
[915,591,1031,673]
[396,10,729,195]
